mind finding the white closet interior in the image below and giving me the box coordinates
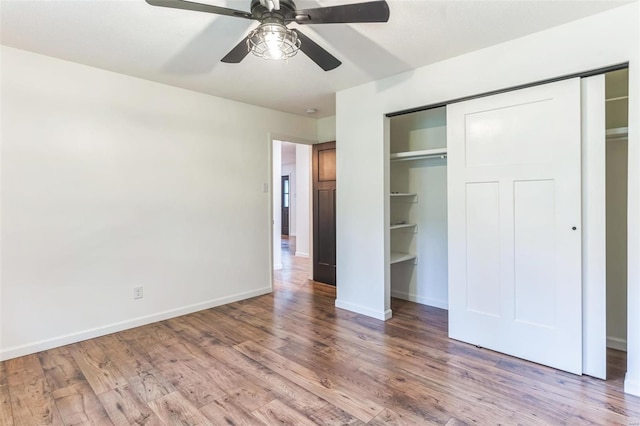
[605,68,629,352]
[389,106,449,309]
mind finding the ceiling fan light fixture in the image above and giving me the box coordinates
[247,22,300,61]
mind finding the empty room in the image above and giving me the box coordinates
[1,0,639,424]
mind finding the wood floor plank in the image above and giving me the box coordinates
[194,308,282,347]
[0,361,15,425]
[368,407,438,426]
[38,347,85,391]
[251,399,317,425]
[147,391,212,425]
[69,339,128,395]
[118,323,176,349]
[141,340,227,408]
[200,395,268,425]
[94,334,175,403]
[206,346,326,416]
[5,355,63,425]
[308,403,366,425]
[98,385,164,426]
[234,340,385,423]
[52,382,113,425]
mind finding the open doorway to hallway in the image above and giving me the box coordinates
[272,140,312,281]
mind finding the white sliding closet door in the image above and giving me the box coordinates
[447,78,583,374]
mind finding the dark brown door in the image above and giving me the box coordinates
[313,141,336,286]
[281,175,290,236]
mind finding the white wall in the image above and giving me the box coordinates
[318,116,336,143]
[282,163,296,236]
[295,144,311,259]
[0,46,317,359]
[336,3,639,396]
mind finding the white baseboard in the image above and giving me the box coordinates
[335,299,391,321]
[391,290,449,310]
[273,263,283,270]
[0,287,272,361]
[625,373,640,397]
[295,251,310,258]
[607,336,627,352]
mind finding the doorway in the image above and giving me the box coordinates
[272,140,312,278]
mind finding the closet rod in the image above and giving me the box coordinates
[391,154,447,162]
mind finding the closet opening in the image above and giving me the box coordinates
[604,68,628,379]
[388,106,448,311]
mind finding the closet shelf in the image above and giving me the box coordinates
[607,127,628,140]
[390,192,417,197]
[390,223,417,231]
[390,148,447,162]
[390,252,417,264]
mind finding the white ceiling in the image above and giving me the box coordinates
[1,0,633,118]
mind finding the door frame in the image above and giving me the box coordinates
[581,74,607,379]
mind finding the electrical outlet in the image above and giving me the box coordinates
[133,286,143,300]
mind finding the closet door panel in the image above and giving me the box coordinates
[448,78,582,375]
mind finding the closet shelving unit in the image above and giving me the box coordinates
[389,106,447,268]
[389,188,419,265]
[388,105,449,307]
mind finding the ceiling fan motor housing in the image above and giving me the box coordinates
[250,0,297,23]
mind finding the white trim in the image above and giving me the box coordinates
[581,74,607,380]
[391,290,448,310]
[0,287,271,361]
[607,336,628,352]
[294,251,310,258]
[273,263,283,270]
[335,299,391,321]
[624,373,640,397]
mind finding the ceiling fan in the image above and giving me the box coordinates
[146,0,390,71]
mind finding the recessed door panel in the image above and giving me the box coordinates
[514,179,556,328]
[465,182,501,317]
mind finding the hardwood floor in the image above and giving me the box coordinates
[1,238,638,424]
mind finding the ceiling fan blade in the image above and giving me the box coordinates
[221,35,251,63]
[292,29,341,71]
[294,1,389,25]
[146,0,253,20]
